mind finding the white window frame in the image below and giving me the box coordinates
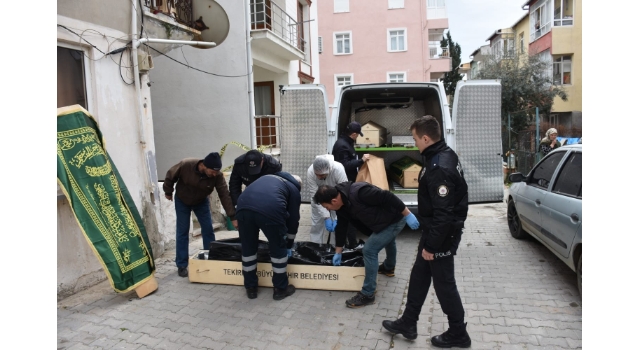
[427,0,447,19]
[530,0,552,42]
[388,0,404,9]
[334,31,353,55]
[553,0,574,27]
[334,0,349,13]
[553,55,572,86]
[57,41,94,115]
[387,72,406,83]
[387,28,407,52]
[519,32,525,53]
[335,74,354,87]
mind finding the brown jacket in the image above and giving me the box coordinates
[163,158,236,220]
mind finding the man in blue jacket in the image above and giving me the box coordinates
[236,172,302,301]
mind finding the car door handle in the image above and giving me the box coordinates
[535,199,541,205]
[571,213,580,222]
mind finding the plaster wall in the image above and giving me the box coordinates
[57,14,162,300]
[254,66,288,117]
[318,0,431,104]
[150,0,252,179]
[58,0,130,34]
[550,0,581,113]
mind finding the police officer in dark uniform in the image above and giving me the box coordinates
[331,122,370,248]
[382,115,471,348]
[229,149,282,206]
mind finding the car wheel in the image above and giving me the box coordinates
[577,254,582,295]
[507,199,527,239]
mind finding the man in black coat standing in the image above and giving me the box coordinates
[236,172,302,301]
[331,122,370,248]
[382,115,471,348]
[229,149,282,206]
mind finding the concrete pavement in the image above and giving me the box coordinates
[57,198,582,349]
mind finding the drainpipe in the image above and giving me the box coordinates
[245,0,257,149]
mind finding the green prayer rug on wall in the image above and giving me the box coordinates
[57,105,155,293]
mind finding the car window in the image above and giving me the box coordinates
[529,151,566,190]
[553,152,582,197]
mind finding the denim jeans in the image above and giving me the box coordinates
[237,210,289,290]
[361,216,407,296]
[175,196,214,268]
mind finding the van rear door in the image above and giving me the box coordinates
[279,85,331,202]
[451,80,504,203]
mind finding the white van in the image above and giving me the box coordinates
[277,81,504,209]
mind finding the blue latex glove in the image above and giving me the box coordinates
[330,219,337,232]
[332,253,342,266]
[325,218,335,231]
[406,213,420,230]
[287,249,292,257]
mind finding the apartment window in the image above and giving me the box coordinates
[388,0,404,9]
[388,72,406,83]
[553,56,572,85]
[554,0,574,26]
[519,32,525,53]
[334,0,349,13]
[334,32,352,54]
[530,0,551,42]
[388,29,407,52]
[428,32,443,58]
[549,114,558,127]
[57,46,88,110]
[427,0,446,19]
[335,74,353,86]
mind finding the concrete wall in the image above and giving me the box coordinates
[57,14,163,300]
[150,0,252,179]
[58,0,130,34]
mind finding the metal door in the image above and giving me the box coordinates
[279,85,330,202]
[451,80,503,203]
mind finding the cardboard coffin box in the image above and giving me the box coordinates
[390,156,422,188]
[356,121,387,147]
[188,255,365,291]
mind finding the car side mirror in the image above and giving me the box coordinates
[509,173,526,183]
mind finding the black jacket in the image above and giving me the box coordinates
[333,182,406,248]
[236,172,301,249]
[229,153,282,206]
[418,140,468,254]
[332,134,363,181]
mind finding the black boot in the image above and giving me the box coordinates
[430,322,471,348]
[382,318,417,340]
[273,285,295,300]
[246,287,258,299]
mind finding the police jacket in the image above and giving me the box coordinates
[229,153,282,206]
[333,182,406,248]
[236,172,301,249]
[306,160,348,219]
[332,134,363,181]
[418,140,468,254]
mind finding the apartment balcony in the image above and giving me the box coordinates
[426,2,448,29]
[142,0,203,55]
[250,0,304,73]
[429,46,452,74]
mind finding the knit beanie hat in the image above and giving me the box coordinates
[203,152,222,170]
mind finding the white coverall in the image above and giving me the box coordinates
[306,158,348,244]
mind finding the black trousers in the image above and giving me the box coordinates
[402,235,465,328]
[346,222,359,248]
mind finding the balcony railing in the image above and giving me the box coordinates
[429,46,449,59]
[250,0,303,51]
[530,20,551,42]
[144,0,194,28]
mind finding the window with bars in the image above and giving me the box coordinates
[388,29,407,52]
[334,32,352,54]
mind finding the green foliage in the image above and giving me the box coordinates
[440,32,464,99]
[476,50,568,136]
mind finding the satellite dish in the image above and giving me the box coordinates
[191,0,230,49]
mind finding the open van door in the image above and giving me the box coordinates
[451,80,504,203]
[279,85,331,202]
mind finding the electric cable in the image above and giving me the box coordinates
[144,44,253,78]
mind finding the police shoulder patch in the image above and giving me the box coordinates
[437,185,449,197]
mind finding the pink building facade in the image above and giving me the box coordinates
[317,0,451,105]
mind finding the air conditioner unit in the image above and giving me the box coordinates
[318,36,323,54]
[138,53,154,72]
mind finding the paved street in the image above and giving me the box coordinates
[57,197,582,349]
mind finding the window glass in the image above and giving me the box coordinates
[530,151,565,189]
[58,47,87,109]
[553,152,581,197]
